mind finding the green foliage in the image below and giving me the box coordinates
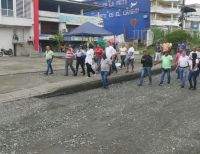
[53,33,63,52]
[165,30,191,49]
[151,27,166,43]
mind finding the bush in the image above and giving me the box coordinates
[165,30,191,50]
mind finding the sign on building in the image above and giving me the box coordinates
[86,0,150,40]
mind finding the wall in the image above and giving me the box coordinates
[0,27,13,50]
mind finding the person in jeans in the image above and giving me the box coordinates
[44,46,54,75]
[119,43,127,68]
[100,54,112,89]
[85,44,95,77]
[155,52,173,85]
[95,44,104,73]
[175,50,182,79]
[177,51,189,88]
[126,43,135,73]
[138,51,153,86]
[75,45,86,76]
[188,53,199,90]
[65,44,76,76]
[155,42,162,61]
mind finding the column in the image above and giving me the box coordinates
[13,0,16,17]
[0,0,1,17]
[57,4,60,13]
[34,0,39,52]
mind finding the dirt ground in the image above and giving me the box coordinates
[0,73,200,154]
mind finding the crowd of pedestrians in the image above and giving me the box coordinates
[44,41,200,90]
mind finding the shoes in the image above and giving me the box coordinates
[193,87,197,90]
[181,86,184,88]
[138,84,142,86]
[189,87,193,90]
[49,72,54,75]
[44,73,48,75]
[149,82,152,85]
[159,83,163,86]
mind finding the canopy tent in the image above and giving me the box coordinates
[64,22,113,37]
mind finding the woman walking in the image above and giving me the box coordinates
[188,53,199,90]
[126,43,135,73]
[85,44,95,77]
[119,43,127,68]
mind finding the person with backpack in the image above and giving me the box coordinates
[138,50,153,86]
[188,52,199,90]
[44,46,54,75]
[65,44,77,76]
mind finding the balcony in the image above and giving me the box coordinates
[151,6,180,14]
[151,19,179,27]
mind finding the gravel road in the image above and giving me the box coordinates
[0,73,200,154]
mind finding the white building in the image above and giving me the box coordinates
[0,0,34,54]
[185,4,200,32]
[151,0,182,29]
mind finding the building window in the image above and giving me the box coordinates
[1,0,13,17]
[16,0,31,18]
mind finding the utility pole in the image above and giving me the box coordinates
[181,0,185,30]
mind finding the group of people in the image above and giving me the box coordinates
[44,41,200,90]
[44,41,135,89]
[138,44,200,90]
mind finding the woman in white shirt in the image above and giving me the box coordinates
[119,43,127,68]
[85,44,95,77]
[188,53,199,90]
[126,43,135,73]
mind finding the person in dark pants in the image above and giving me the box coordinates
[188,53,199,90]
[138,50,153,86]
[85,44,95,77]
[65,45,76,76]
[75,45,86,76]
[44,46,54,75]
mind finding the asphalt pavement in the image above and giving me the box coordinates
[0,73,200,154]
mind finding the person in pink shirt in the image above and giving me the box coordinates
[65,44,77,76]
[175,50,182,79]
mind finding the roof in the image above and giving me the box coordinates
[64,22,113,37]
[39,0,103,14]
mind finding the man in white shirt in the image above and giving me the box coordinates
[177,51,189,88]
[105,42,116,60]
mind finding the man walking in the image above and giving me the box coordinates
[65,44,76,76]
[177,51,189,88]
[138,51,153,86]
[155,52,173,85]
[155,42,162,61]
[75,45,86,76]
[44,46,54,75]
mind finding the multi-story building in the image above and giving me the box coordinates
[151,0,182,29]
[0,0,34,55]
[185,4,200,32]
[0,0,101,56]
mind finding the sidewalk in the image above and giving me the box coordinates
[0,56,161,103]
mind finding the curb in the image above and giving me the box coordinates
[36,68,162,99]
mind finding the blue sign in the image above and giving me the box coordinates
[85,0,150,40]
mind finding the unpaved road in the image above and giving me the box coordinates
[0,73,200,154]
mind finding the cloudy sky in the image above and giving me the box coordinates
[186,0,200,4]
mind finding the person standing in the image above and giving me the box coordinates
[175,50,182,79]
[95,44,104,73]
[75,45,86,76]
[65,44,76,76]
[188,53,199,90]
[155,52,173,85]
[119,43,127,68]
[126,43,135,73]
[100,54,112,89]
[138,51,153,86]
[85,44,95,77]
[155,42,162,61]
[177,51,189,88]
[44,46,54,75]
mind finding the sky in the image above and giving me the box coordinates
[186,0,200,4]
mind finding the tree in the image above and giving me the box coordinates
[53,33,63,52]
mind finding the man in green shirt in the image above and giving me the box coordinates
[155,52,173,85]
[45,46,54,75]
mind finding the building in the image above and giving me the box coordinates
[185,4,200,32]
[151,0,182,29]
[0,0,102,56]
[0,0,34,55]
